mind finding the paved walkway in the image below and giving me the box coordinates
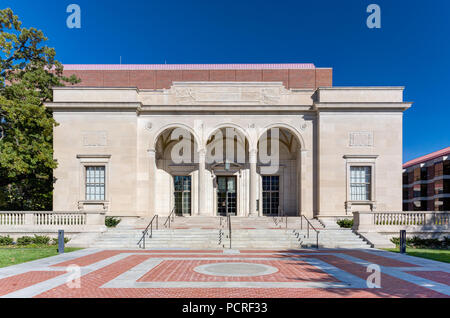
[0,248,449,298]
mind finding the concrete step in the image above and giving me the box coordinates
[86,216,372,249]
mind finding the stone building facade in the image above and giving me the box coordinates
[46,64,411,224]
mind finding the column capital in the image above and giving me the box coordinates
[198,148,206,161]
[147,148,156,157]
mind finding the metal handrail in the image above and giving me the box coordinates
[280,210,288,229]
[227,213,232,249]
[273,210,288,229]
[218,216,225,246]
[300,215,320,249]
[164,207,176,228]
[137,214,158,249]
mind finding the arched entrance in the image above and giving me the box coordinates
[257,126,303,216]
[152,127,199,216]
[206,127,250,216]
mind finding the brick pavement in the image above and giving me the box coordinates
[0,248,448,298]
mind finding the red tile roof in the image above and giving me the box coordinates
[403,147,450,169]
[63,63,316,70]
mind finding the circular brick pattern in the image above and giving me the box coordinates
[193,262,279,277]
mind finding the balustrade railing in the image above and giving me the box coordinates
[0,212,25,225]
[0,211,103,227]
[353,211,450,232]
[373,212,449,226]
[34,212,86,225]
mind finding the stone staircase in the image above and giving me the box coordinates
[91,228,220,249]
[84,215,371,250]
[296,228,371,248]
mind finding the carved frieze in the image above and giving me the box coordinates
[172,83,287,105]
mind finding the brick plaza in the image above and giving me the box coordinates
[0,248,449,298]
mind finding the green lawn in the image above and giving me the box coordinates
[0,247,82,268]
[384,248,450,263]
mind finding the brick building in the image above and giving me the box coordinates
[403,147,450,211]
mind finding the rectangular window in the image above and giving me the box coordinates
[85,166,105,201]
[402,173,408,185]
[420,167,428,180]
[174,176,191,215]
[350,166,371,201]
[445,161,450,176]
[435,162,443,177]
[262,176,279,215]
[413,167,421,182]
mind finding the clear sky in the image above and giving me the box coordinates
[4,0,450,162]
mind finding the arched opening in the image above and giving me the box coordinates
[257,127,303,216]
[154,127,199,216]
[206,127,250,216]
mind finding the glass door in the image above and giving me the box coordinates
[217,176,237,216]
[262,176,279,216]
[174,176,191,216]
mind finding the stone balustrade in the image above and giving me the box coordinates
[0,211,106,234]
[353,211,450,233]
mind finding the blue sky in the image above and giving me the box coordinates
[4,0,450,162]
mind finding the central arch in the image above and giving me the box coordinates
[205,126,251,216]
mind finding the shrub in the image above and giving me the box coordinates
[0,235,14,246]
[105,216,121,228]
[336,219,353,228]
[17,236,33,246]
[51,237,71,245]
[390,236,450,249]
[32,235,50,245]
[391,237,400,246]
[443,236,450,248]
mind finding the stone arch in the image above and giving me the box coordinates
[257,122,306,150]
[256,123,306,217]
[150,123,201,150]
[205,122,254,150]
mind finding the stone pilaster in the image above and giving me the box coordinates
[249,149,258,216]
[198,149,207,215]
[148,149,156,216]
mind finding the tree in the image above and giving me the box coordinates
[0,8,79,210]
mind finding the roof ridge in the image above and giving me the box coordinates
[62,63,316,71]
[403,146,450,168]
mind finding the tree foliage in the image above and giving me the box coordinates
[0,8,79,210]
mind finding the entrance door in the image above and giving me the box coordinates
[262,176,279,216]
[217,176,237,216]
[174,176,191,216]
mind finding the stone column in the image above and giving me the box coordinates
[297,149,304,216]
[198,149,206,215]
[249,149,258,216]
[148,149,156,215]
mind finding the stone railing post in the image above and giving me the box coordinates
[352,211,374,231]
[85,212,105,226]
[24,212,34,225]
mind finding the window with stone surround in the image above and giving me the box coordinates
[349,166,371,201]
[85,166,105,201]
